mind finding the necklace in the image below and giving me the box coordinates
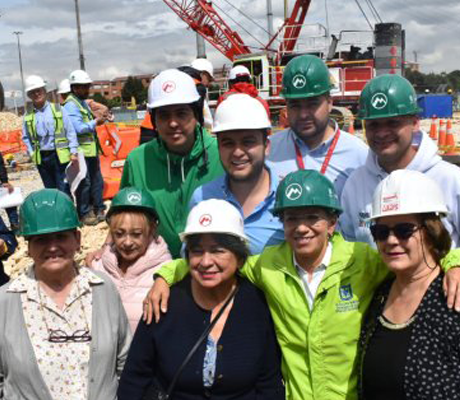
[378,314,416,330]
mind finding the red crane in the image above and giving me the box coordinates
[162,0,312,65]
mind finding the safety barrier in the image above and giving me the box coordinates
[0,129,27,155]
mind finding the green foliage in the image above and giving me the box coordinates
[121,76,147,104]
[405,69,460,93]
[90,93,108,106]
[107,97,121,108]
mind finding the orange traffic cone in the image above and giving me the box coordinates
[348,117,355,134]
[444,119,457,154]
[429,118,438,140]
[438,119,446,149]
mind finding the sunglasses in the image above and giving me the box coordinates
[370,223,421,242]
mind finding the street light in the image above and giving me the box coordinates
[73,0,86,70]
[12,31,26,111]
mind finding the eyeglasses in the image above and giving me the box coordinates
[48,329,92,343]
[370,223,421,242]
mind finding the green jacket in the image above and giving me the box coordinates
[157,233,460,400]
[24,103,70,165]
[120,127,224,258]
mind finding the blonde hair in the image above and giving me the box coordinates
[108,211,158,239]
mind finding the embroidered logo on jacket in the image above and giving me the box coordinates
[336,284,359,313]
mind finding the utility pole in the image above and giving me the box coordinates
[195,0,206,58]
[13,31,26,110]
[266,0,274,41]
[74,0,86,69]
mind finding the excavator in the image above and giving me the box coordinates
[161,0,403,128]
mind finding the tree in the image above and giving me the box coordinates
[90,93,108,106]
[121,76,146,104]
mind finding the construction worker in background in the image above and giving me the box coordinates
[190,94,284,254]
[217,65,270,117]
[119,69,224,257]
[22,75,79,196]
[57,78,71,103]
[268,54,368,199]
[64,69,106,226]
[190,58,214,131]
[340,74,460,247]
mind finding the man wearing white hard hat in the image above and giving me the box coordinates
[120,69,223,258]
[64,69,107,226]
[22,75,79,195]
[190,58,214,131]
[190,94,283,254]
[217,65,270,117]
[57,78,71,103]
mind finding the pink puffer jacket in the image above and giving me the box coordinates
[92,236,172,332]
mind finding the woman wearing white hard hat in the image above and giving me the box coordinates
[118,199,284,400]
[360,170,460,399]
[120,69,223,258]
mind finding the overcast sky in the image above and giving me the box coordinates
[1,0,458,106]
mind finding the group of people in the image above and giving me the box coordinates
[0,53,459,400]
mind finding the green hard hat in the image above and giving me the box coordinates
[19,189,81,237]
[358,74,422,120]
[280,55,333,99]
[107,187,159,221]
[273,170,342,216]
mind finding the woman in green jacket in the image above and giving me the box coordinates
[144,170,460,400]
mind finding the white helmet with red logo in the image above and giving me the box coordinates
[147,69,200,109]
[229,65,251,80]
[370,170,448,220]
[180,199,247,242]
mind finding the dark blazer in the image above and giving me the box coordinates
[118,276,285,400]
[359,273,460,400]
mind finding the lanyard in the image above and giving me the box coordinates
[294,128,341,174]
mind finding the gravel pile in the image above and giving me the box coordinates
[0,112,22,132]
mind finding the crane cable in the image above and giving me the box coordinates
[353,0,373,29]
[364,0,383,23]
[212,0,268,49]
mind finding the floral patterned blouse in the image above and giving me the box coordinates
[8,266,103,400]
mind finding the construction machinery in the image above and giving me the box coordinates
[161,0,403,127]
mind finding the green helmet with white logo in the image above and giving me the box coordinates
[19,189,81,237]
[280,55,333,99]
[107,187,159,222]
[358,74,422,120]
[272,170,342,216]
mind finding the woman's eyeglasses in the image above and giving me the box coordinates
[370,223,421,242]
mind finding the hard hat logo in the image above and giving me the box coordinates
[127,193,142,204]
[162,81,176,93]
[199,214,213,227]
[285,183,303,201]
[371,93,388,110]
[292,74,307,89]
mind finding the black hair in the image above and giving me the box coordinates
[184,233,250,265]
[229,75,252,85]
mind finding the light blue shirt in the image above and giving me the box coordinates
[22,102,79,155]
[268,123,369,199]
[63,97,97,135]
[189,163,284,255]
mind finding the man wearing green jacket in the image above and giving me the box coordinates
[120,69,223,257]
[144,170,460,400]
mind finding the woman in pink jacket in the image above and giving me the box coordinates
[92,187,172,331]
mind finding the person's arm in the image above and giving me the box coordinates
[116,290,132,377]
[0,217,17,260]
[0,154,8,184]
[21,119,33,155]
[61,108,79,155]
[64,101,100,135]
[255,308,285,399]
[117,320,157,400]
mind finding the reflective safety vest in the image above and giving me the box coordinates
[64,94,102,157]
[24,103,71,165]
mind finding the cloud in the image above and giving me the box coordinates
[1,0,458,108]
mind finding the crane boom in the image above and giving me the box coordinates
[162,0,251,60]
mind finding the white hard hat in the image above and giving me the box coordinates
[57,79,71,94]
[147,69,200,109]
[229,65,251,80]
[180,199,247,242]
[25,75,46,93]
[191,58,214,79]
[69,69,93,85]
[370,170,448,220]
[213,94,271,133]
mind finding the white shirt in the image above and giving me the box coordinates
[294,242,332,310]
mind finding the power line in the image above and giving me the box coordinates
[353,0,373,29]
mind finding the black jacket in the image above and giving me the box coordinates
[359,273,460,400]
[118,276,285,400]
